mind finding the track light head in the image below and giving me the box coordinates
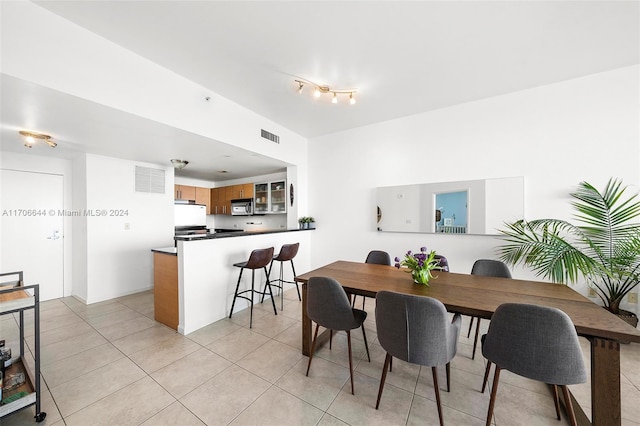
[19,130,57,148]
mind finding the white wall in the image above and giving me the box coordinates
[0,151,75,297]
[81,154,174,303]
[72,154,88,301]
[307,65,640,314]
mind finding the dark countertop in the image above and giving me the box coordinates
[151,247,178,255]
[173,228,314,241]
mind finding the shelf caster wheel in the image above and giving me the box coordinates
[35,412,47,422]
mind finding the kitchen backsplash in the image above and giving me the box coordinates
[207,213,287,232]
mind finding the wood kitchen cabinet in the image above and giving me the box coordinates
[209,183,254,215]
[195,186,211,213]
[230,183,254,199]
[175,184,196,201]
[153,252,178,330]
[210,187,226,215]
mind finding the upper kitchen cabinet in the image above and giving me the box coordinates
[175,184,196,201]
[210,187,227,215]
[209,183,254,215]
[227,184,254,200]
[254,180,286,214]
[195,187,211,213]
[254,183,268,214]
[270,181,286,214]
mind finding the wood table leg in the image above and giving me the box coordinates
[591,337,621,425]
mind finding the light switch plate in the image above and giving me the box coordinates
[629,293,638,304]
[588,288,596,298]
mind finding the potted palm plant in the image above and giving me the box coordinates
[497,178,640,326]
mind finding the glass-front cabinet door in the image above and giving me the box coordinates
[253,180,286,214]
[270,181,286,214]
[254,183,269,214]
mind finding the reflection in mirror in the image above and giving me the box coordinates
[376,177,524,235]
[435,191,468,234]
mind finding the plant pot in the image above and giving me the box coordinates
[308,223,316,229]
[613,308,638,344]
[617,309,638,327]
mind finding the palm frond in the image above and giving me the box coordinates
[498,178,640,313]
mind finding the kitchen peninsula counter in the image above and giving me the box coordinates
[156,228,312,335]
[174,228,314,241]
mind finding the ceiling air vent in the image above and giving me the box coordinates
[261,129,280,144]
[135,166,165,194]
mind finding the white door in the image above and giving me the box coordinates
[1,169,64,300]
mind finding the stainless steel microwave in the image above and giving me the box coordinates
[231,198,253,216]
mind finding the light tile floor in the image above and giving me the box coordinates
[2,289,639,425]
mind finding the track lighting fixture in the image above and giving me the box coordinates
[19,130,57,148]
[294,79,357,105]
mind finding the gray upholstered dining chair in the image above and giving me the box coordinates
[375,291,461,426]
[481,303,587,426]
[351,250,392,309]
[305,276,371,395]
[467,259,512,359]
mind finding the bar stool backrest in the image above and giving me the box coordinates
[246,247,274,269]
[276,243,299,262]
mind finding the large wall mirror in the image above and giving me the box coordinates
[376,177,524,235]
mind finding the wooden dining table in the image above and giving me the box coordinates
[295,260,640,426]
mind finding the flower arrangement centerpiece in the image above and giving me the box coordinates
[395,247,442,286]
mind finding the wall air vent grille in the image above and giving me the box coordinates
[261,129,280,144]
[135,166,165,194]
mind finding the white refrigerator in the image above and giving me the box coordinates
[174,203,207,228]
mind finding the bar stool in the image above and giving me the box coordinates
[263,242,300,310]
[229,247,277,328]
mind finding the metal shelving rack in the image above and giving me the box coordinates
[0,272,46,423]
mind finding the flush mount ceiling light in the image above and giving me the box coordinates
[170,159,189,170]
[294,79,357,105]
[19,130,57,148]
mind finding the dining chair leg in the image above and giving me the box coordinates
[361,324,371,362]
[485,366,501,426]
[551,384,561,420]
[389,356,393,372]
[347,330,355,395]
[561,385,578,426]
[467,317,474,337]
[446,362,451,392]
[432,366,444,426]
[306,323,320,376]
[329,330,333,349]
[375,352,392,409]
[472,318,481,360]
[481,361,492,393]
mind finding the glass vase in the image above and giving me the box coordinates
[412,269,430,286]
